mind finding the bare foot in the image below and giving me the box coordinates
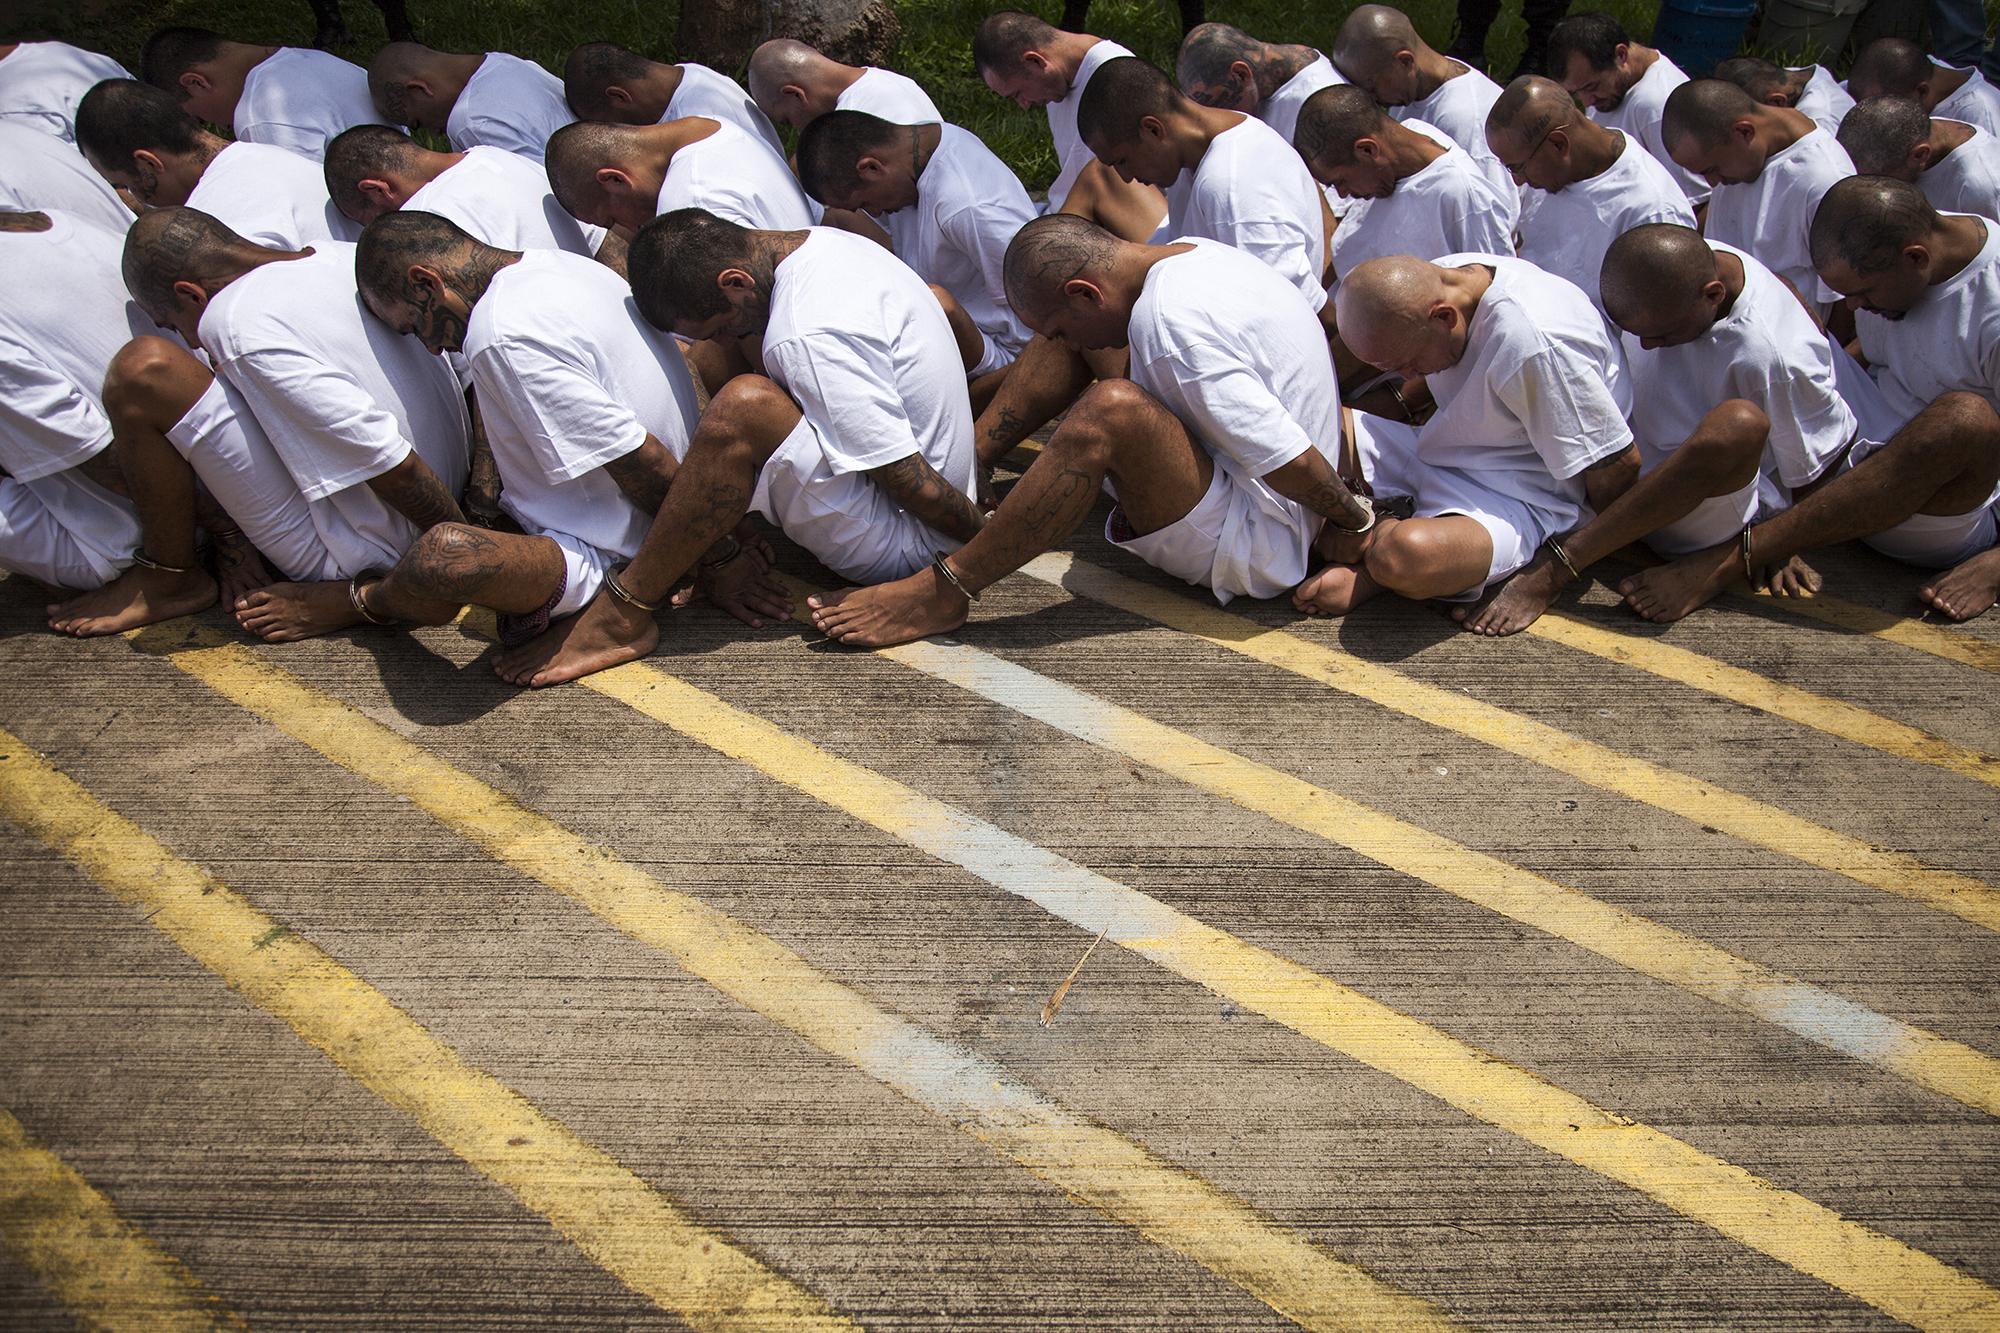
[492,592,656,687]
[215,538,276,608]
[234,580,363,642]
[46,563,216,637]
[1454,556,1567,636]
[807,567,967,646]
[1618,541,1742,623]
[1291,562,1381,618]
[1919,546,2000,621]
[1757,553,1823,599]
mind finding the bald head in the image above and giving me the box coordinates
[747,38,835,107]
[1335,254,1448,368]
[1002,213,1121,321]
[972,11,1062,76]
[1661,78,1760,151]
[543,119,641,218]
[1599,223,1718,330]
[1294,85,1392,167]
[1838,96,1931,178]
[1486,74,1575,145]
[563,41,656,120]
[1076,56,1185,148]
[1810,173,1942,274]
[120,205,261,320]
[1331,4,1422,84]
[1848,37,1933,102]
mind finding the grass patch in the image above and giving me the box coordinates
[26,0,1659,188]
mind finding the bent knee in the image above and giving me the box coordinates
[1931,390,2000,449]
[1365,520,1484,596]
[705,374,800,437]
[411,520,486,564]
[1699,398,1770,446]
[103,336,206,420]
[1070,377,1164,430]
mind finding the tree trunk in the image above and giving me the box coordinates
[677,0,902,75]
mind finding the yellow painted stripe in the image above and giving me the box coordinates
[1017,554,2000,935]
[0,730,851,1333]
[0,1105,245,1332]
[1528,610,2000,788]
[449,632,2000,1327]
[115,623,1454,1333]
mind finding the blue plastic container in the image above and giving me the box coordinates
[1652,0,1758,75]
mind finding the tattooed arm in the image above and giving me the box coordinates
[366,450,466,531]
[869,451,985,543]
[603,435,680,516]
[1261,445,1373,529]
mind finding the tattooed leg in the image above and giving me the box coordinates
[810,379,1211,647]
[972,332,1094,471]
[362,523,566,623]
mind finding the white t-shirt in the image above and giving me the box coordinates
[444,52,574,160]
[1934,68,2000,138]
[1047,38,1133,208]
[1593,52,1710,204]
[1794,65,1854,138]
[200,244,470,577]
[1329,120,1512,281]
[1703,125,1853,308]
[1170,114,1329,310]
[235,47,377,160]
[663,62,784,156]
[1625,241,1852,491]
[1517,129,1695,310]
[755,228,976,573]
[655,118,816,229]
[0,41,129,143]
[1256,53,1345,147]
[898,124,1036,360]
[834,67,941,124]
[1922,122,2000,219]
[464,251,698,559]
[1857,213,2000,423]
[405,144,604,255]
[0,120,132,232]
[0,211,144,580]
[1392,63,1515,215]
[1419,253,1634,515]
[186,140,357,248]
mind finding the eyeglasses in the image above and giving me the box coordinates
[1498,118,1566,176]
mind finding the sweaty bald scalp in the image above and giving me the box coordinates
[1811,173,1941,274]
[1661,78,1759,151]
[563,41,656,118]
[1848,37,1932,100]
[1331,5,1421,83]
[120,205,258,318]
[1176,23,1260,91]
[1839,97,1931,175]
[1294,85,1391,166]
[1002,213,1121,320]
[747,38,829,102]
[1335,254,1443,363]
[543,120,639,217]
[973,11,1061,76]
[1076,56,1184,148]
[1599,222,1717,328]
[1486,75,1575,143]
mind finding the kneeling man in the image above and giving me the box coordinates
[807,215,1380,646]
[492,208,985,685]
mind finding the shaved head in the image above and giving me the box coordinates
[1839,97,1931,176]
[120,205,257,319]
[368,41,443,123]
[1661,78,1759,151]
[747,38,830,102]
[1002,212,1120,320]
[563,41,656,119]
[1545,11,1628,75]
[1176,23,1260,91]
[1076,56,1183,148]
[355,209,493,307]
[628,207,755,328]
[1713,55,1790,103]
[1599,223,1717,328]
[1848,37,1932,101]
[1486,74,1575,144]
[795,110,901,203]
[1810,174,1941,274]
[140,26,225,95]
[1335,254,1445,366]
[1294,85,1391,167]
[542,119,638,217]
[1331,4,1421,83]
[75,78,204,172]
[972,11,1061,76]
[323,123,426,219]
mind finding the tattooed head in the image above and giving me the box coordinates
[1001,213,1118,321]
[120,205,258,325]
[629,207,773,337]
[356,210,514,354]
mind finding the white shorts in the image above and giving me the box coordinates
[1844,436,2000,567]
[0,474,135,589]
[536,527,615,619]
[971,329,1016,378]
[1109,458,1317,604]
[1355,412,1572,600]
[751,417,949,585]
[167,376,340,583]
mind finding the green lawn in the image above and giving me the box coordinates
[30,0,1660,189]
